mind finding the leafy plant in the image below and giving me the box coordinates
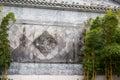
[83,10,120,80]
[0,11,16,79]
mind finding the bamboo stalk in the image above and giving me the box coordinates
[105,64,109,80]
[109,56,113,80]
[87,71,89,80]
[84,72,86,80]
[105,65,107,80]
[92,53,95,80]
[92,72,95,80]
[110,66,113,80]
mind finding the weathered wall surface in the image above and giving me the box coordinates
[8,63,82,75]
[4,6,104,23]
[3,6,104,63]
[2,6,104,75]
[9,24,81,63]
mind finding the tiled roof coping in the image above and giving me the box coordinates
[0,0,119,13]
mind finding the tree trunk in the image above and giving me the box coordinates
[92,54,95,80]
[2,68,8,79]
[110,56,113,80]
[87,71,89,80]
[92,72,95,80]
[105,65,107,80]
[84,72,86,80]
[110,66,113,80]
[105,65,109,80]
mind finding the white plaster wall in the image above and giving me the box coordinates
[3,6,104,25]
[1,4,120,80]
[3,6,104,63]
[2,5,104,75]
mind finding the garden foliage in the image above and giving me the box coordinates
[83,10,120,80]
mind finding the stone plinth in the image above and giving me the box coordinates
[9,63,82,75]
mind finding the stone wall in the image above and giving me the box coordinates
[8,63,82,75]
[0,0,119,78]
[3,6,104,63]
[9,23,81,63]
[2,6,105,75]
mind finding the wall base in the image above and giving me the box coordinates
[2,75,120,80]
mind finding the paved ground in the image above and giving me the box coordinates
[6,75,120,80]
[7,75,82,80]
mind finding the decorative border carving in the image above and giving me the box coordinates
[0,0,119,13]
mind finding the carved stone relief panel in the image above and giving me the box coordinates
[9,23,83,63]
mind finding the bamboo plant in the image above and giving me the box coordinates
[83,10,120,80]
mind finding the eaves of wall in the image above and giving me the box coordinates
[0,0,120,13]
